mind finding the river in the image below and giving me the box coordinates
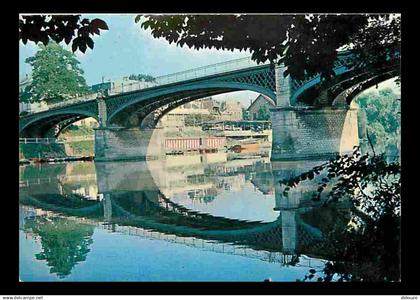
[19,151,354,281]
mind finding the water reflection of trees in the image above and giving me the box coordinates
[24,216,94,278]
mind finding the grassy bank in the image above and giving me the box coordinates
[19,143,67,159]
[65,140,94,156]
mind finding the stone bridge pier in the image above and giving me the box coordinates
[270,64,359,161]
[94,94,165,162]
[95,127,165,161]
[270,159,327,254]
[103,193,113,222]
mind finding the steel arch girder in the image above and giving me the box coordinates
[317,64,399,106]
[290,65,350,105]
[291,59,400,106]
[19,108,99,135]
[112,88,232,127]
[106,81,276,125]
[141,89,233,128]
[332,70,399,106]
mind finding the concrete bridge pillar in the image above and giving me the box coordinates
[271,160,324,210]
[274,187,302,211]
[270,107,359,161]
[97,93,108,127]
[274,63,292,107]
[94,127,165,161]
[103,193,112,221]
[280,210,297,254]
[271,63,359,161]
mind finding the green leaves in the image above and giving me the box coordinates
[356,87,401,156]
[280,145,401,221]
[134,15,142,23]
[256,105,271,120]
[24,215,94,278]
[19,15,108,53]
[22,42,90,104]
[138,14,400,84]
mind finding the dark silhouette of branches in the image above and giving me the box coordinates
[19,15,108,53]
[138,14,400,82]
[282,147,401,282]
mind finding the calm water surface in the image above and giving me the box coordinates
[19,152,345,281]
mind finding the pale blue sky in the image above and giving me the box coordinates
[19,14,400,106]
[19,14,259,105]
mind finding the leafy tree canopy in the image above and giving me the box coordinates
[138,14,400,82]
[19,14,400,84]
[242,108,250,120]
[24,216,94,278]
[257,105,271,120]
[23,42,90,104]
[19,15,108,53]
[184,113,216,126]
[356,87,401,154]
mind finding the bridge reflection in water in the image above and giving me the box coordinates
[19,152,352,281]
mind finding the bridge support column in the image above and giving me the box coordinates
[274,187,302,211]
[97,93,108,127]
[103,193,112,221]
[270,107,359,161]
[274,63,292,107]
[280,210,297,254]
[94,127,165,162]
[270,160,325,210]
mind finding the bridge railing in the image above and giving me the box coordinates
[154,56,261,85]
[47,93,99,110]
[21,56,263,116]
[107,56,262,95]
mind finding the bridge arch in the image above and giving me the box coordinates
[291,60,399,106]
[19,109,99,138]
[331,73,399,107]
[106,79,276,127]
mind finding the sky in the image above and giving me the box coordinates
[19,14,259,106]
[19,14,400,107]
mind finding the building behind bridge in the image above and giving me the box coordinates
[159,97,246,128]
[219,100,243,121]
[246,94,276,121]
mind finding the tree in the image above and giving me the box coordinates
[24,216,94,278]
[19,15,108,53]
[23,42,90,104]
[356,87,401,155]
[257,105,271,120]
[20,14,400,83]
[242,108,250,120]
[184,113,216,126]
[139,14,400,82]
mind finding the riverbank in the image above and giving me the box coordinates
[19,142,94,165]
[19,156,94,165]
[19,126,272,164]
